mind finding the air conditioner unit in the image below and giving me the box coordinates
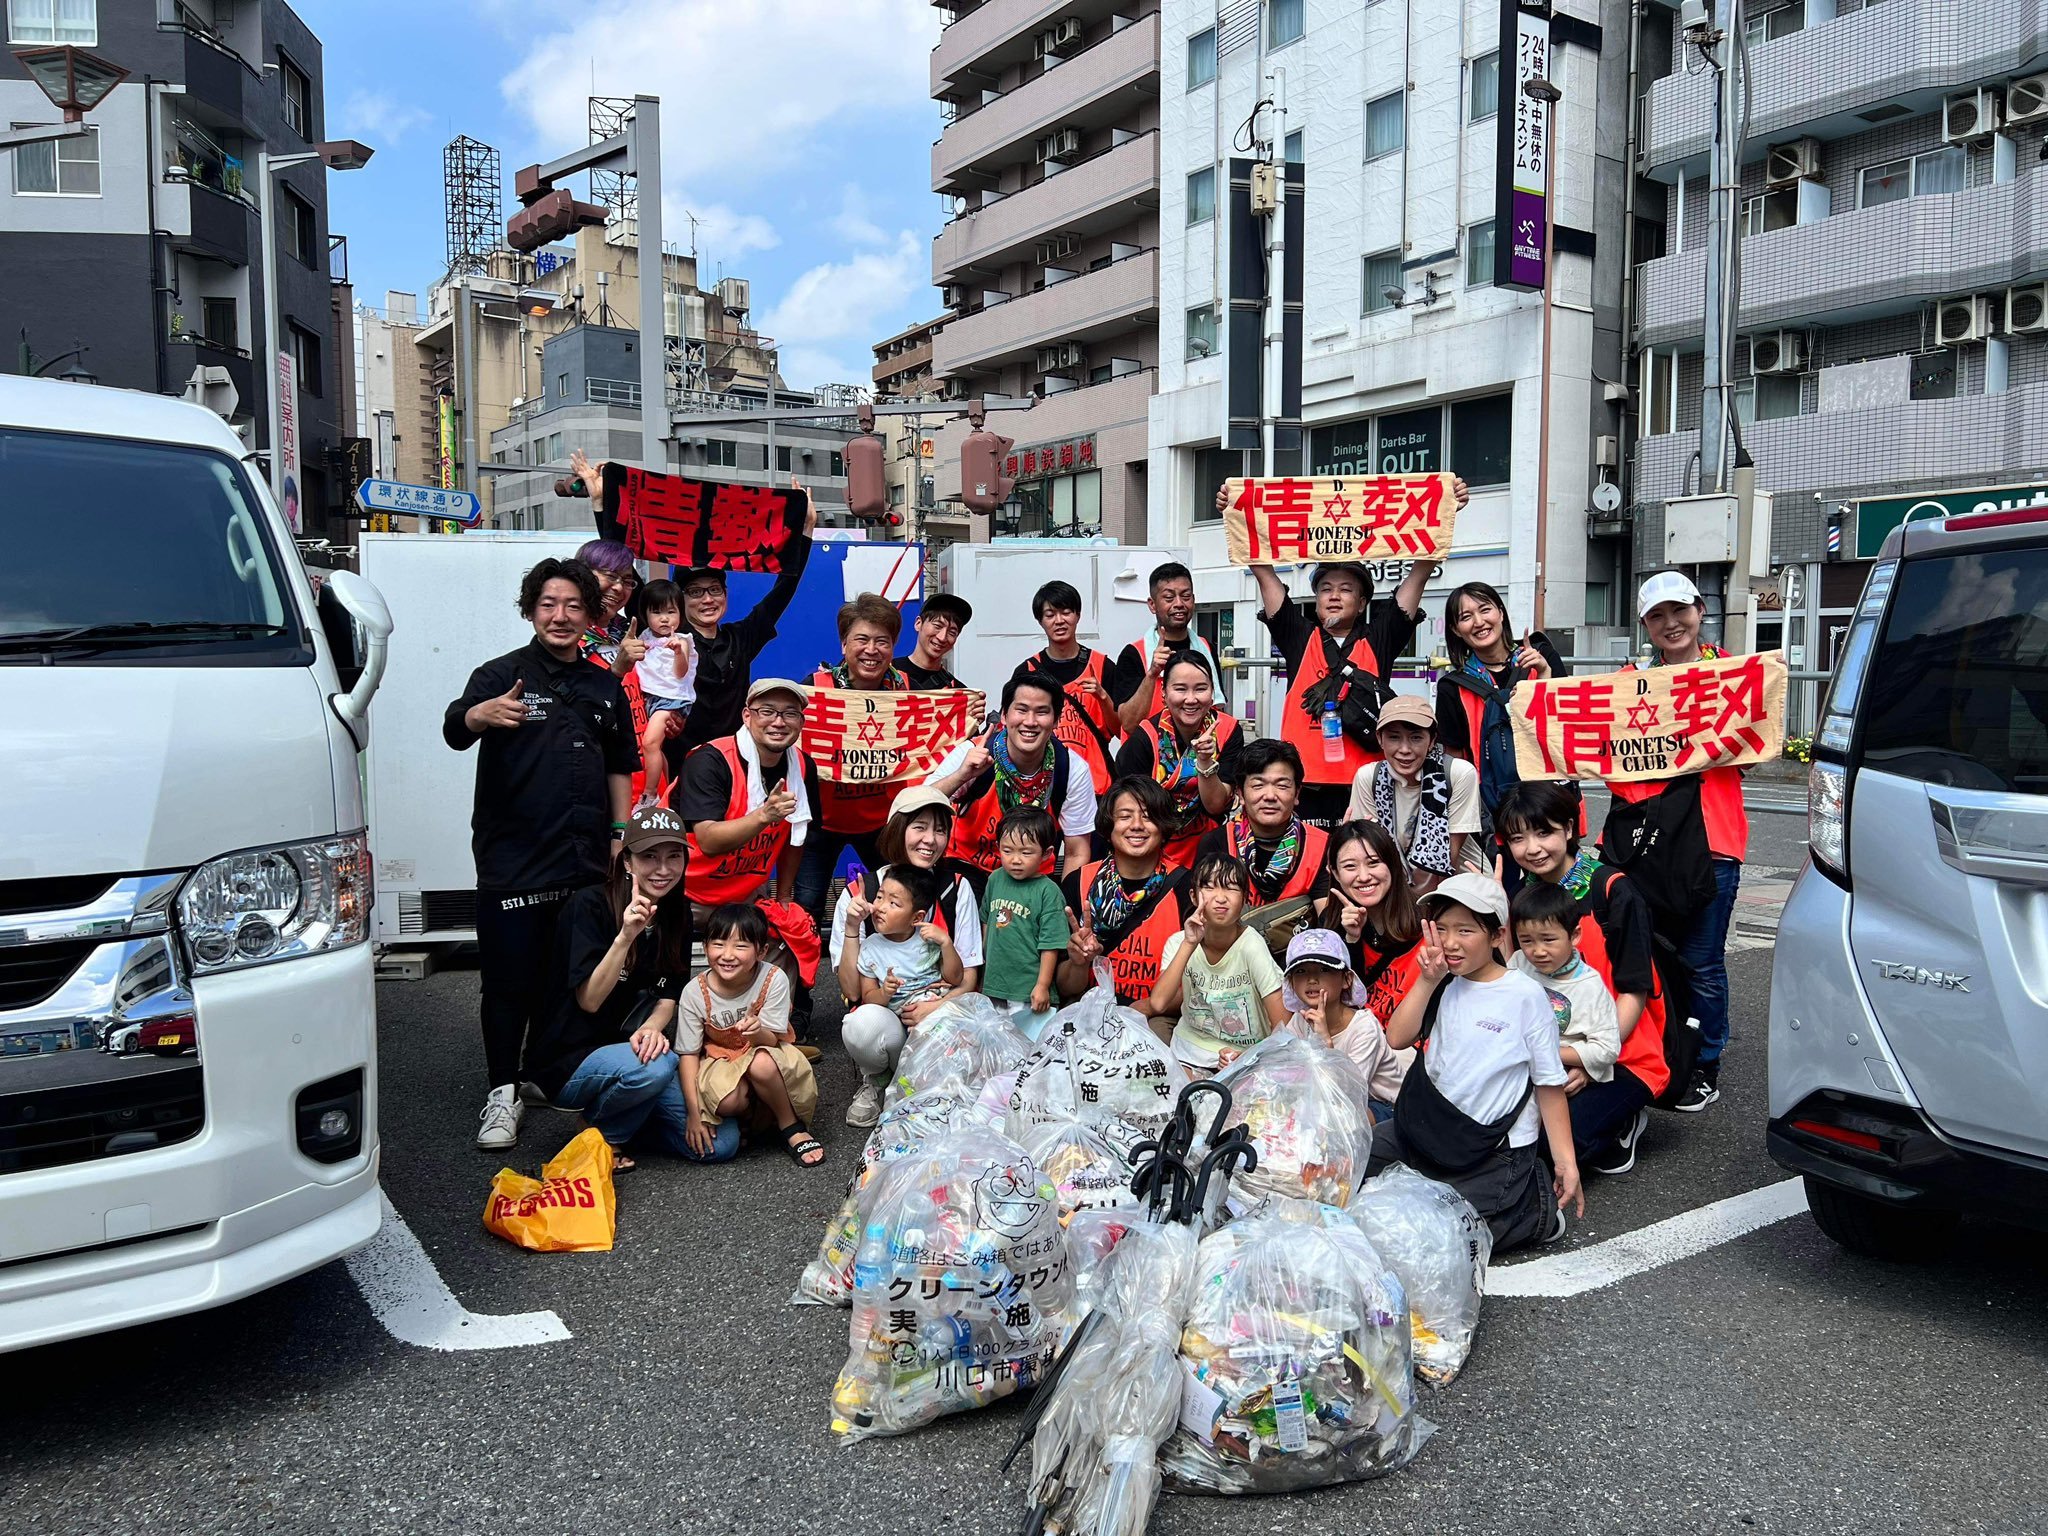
[716,276,750,317]
[2008,72,2048,125]
[941,283,966,308]
[1749,330,1806,375]
[1765,138,1820,185]
[1035,18,1081,56]
[1036,341,1085,372]
[1035,233,1080,264]
[1035,128,1082,163]
[1936,294,1992,346]
[2007,282,2048,334]
[1944,88,2002,143]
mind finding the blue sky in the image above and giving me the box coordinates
[307,0,946,387]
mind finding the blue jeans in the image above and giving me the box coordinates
[793,827,881,928]
[555,1043,740,1162]
[1675,858,1742,1067]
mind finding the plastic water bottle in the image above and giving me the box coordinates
[1321,702,1345,764]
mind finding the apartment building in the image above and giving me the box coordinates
[1146,0,1634,707]
[925,0,1164,541]
[0,0,357,536]
[871,315,968,547]
[355,290,436,487]
[1632,0,2048,673]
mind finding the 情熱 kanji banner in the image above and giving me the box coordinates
[604,466,805,569]
[800,688,986,786]
[1221,474,1460,565]
[1509,652,1789,784]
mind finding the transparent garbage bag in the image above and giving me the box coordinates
[1019,1115,1146,1218]
[1352,1163,1493,1384]
[1008,986,1188,1140]
[1161,1198,1432,1494]
[791,1086,987,1308]
[832,1126,1074,1444]
[1064,1207,1143,1322]
[884,995,1033,1111]
[1213,1032,1378,1209]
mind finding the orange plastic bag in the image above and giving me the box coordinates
[483,1127,618,1252]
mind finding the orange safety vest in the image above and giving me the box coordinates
[1573,870,1671,1099]
[1223,818,1329,907]
[1352,931,1424,1027]
[809,669,904,835]
[1280,627,1385,787]
[1140,712,1242,871]
[1605,658,1749,860]
[947,746,1074,874]
[1078,859,1189,1007]
[1027,649,1117,794]
[679,736,804,907]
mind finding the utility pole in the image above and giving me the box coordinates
[1696,1,1742,500]
[1259,74,1286,479]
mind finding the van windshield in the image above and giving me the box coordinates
[1858,545,2048,794]
[0,426,298,659]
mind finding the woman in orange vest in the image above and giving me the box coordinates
[795,592,911,923]
[1606,571,1747,1115]
[1016,578,1137,795]
[1057,777,1194,1007]
[1496,781,1671,1178]
[1312,819,1427,1039]
[1235,476,1469,827]
[1194,739,1328,909]
[1113,652,1241,870]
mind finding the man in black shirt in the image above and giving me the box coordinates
[1013,578,1138,796]
[896,592,972,689]
[444,557,640,1150]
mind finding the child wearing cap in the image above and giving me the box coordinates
[1343,696,1486,894]
[1278,928,1404,1114]
[1372,872,1583,1251]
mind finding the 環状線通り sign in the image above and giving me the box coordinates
[1855,482,2048,559]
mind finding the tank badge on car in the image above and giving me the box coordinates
[1870,961,1969,991]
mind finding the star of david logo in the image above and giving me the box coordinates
[855,717,888,746]
[1625,698,1662,732]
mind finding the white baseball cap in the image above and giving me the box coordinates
[1417,873,1510,929]
[1638,570,1703,619]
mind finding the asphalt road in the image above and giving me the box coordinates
[6,799,2046,1535]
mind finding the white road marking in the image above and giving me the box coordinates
[1488,1177,1809,1299]
[346,1191,572,1350]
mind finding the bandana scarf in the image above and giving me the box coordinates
[1561,846,1603,901]
[1227,815,1305,907]
[991,729,1054,813]
[1373,746,1455,876]
[1087,861,1170,951]
[829,661,909,691]
[1150,714,1209,817]
[1460,651,1524,813]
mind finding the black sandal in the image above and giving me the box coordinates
[608,1147,638,1174]
[778,1120,826,1167]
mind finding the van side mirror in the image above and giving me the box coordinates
[317,579,365,690]
[321,570,393,745]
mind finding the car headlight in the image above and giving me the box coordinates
[177,831,373,975]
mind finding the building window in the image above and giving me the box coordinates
[1909,349,1958,401]
[281,186,318,265]
[279,55,311,139]
[1646,348,1677,435]
[201,296,237,348]
[699,438,735,468]
[1466,220,1496,287]
[1363,250,1403,314]
[289,325,321,396]
[1284,129,1303,165]
[1186,166,1216,225]
[1046,470,1101,533]
[1469,52,1501,121]
[1735,373,1803,424]
[1365,92,1405,161]
[1269,0,1304,47]
[1741,188,1799,236]
[1449,394,1513,487]
[1858,146,1965,208]
[10,122,97,195]
[1186,304,1219,359]
[1743,0,1804,47]
[555,371,569,401]
[830,449,845,477]
[1193,445,1245,523]
[1187,26,1217,88]
[776,444,793,472]
[7,0,94,44]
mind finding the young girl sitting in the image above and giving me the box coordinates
[1143,853,1287,1077]
[634,578,697,805]
[676,903,823,1167]
[1278,927,1404,1114]
[1372,873,1583,1252]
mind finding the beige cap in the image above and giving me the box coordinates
[889,784,955,820]
[1375,695,1437,734]
[745,677,808,707]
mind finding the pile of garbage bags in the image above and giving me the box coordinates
[884,995,1032,1111]
[1213,1033,1378,1209]
[1008,988,1188,1138]
[1352,1164,1493,1384]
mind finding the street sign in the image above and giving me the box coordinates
[1855,480,2048,559]
[276,351,300,534]
[355,479,482,525]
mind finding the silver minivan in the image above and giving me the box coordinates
[1769,505,2048,1258]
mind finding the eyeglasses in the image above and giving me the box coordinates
[682,585,724,600]
[749,704,805,723]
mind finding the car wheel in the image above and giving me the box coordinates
[1803,1175,1959,1261]
[119,1034,139,1055]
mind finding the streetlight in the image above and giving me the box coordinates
[1523,75,1562,630]
[1,44,126,156]
[258,138,373,524]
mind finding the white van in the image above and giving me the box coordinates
[0,376,391,1352]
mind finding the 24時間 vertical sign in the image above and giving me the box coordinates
[1494,1,1551,292]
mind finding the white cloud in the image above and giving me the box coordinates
[831,185,890,248]
[674,200,779,259]
[341,90,432,147]
[760,229,924,349]
[776,345,869,391]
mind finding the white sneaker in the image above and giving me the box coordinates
[476,1084,523,1149]
[846,1080,885,1128]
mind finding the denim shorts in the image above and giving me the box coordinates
[646,696,691,716]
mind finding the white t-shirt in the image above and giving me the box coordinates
[1162,928,1284,1069]
[925,740,1098,840]
[1282,1007,1404,1102]
[1422,969,1567,1148]
[673,965,790,1055]
[635,628,698,704]
[828,865,985,969]
[857,929,951,1014]
[1344,756,1486,874]
[1507,951,1621,1082]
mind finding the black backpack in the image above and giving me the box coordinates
[1597,774,1718,942]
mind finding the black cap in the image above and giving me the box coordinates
[678,566,727,588]
[920,592,973,627]
[1311,562,1375,602]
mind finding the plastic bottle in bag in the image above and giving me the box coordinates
[1352,1163,1493,1384]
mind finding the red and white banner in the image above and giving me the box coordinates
[1221,474,1460,565]
[800,688,985,786]
[604,466,807,569]
[1510,652,1789,783]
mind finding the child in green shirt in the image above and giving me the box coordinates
[980,806,1071,1034]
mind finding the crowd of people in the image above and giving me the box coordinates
[444,474,1748,1252]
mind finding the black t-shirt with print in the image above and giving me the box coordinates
[526,886,686,1099]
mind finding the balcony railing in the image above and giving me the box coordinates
[934,129,1159,283]
[934,246,1157,374]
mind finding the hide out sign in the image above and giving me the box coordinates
[1221,474,1460,565]
[1509,652,1789,784]
[802,688,986,787]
